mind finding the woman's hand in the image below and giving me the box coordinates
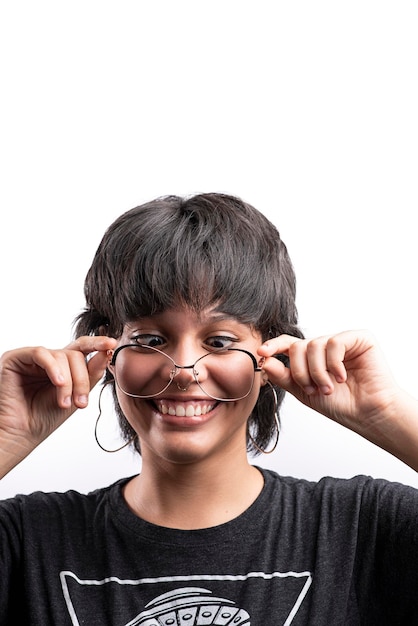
[258,330,418,469]
[0,336,116,476]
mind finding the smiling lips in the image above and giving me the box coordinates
[154,400,217,417]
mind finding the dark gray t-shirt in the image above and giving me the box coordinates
[1,468,418,624]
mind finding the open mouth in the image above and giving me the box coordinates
[153,399,219,417]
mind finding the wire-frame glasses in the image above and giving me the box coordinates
[110,344,263,402]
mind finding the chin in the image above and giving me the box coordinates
[161,444,216,466]
[145,433,226,467]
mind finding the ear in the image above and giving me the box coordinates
[261,371,269,386]
[96,324,110,336]
[106,349,115,375]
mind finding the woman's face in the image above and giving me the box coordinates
[109,306,266,467]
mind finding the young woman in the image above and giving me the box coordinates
[1,193,418,624]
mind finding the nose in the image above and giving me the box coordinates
[172,363,196,391]
[169,345,208,392]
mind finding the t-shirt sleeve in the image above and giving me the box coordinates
[0,496,25,623]
[355,477,418,621]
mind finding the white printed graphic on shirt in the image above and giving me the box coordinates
[126,587,250,625]
[60,570,312,625]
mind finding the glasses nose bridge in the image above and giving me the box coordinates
[171,361,200,384]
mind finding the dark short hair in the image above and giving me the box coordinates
[75,193,304,455]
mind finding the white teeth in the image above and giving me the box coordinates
[158,402,214,417]
[185,405,195,417]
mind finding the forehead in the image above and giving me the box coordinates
[124,306,260,336]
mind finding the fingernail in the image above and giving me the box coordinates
[78,395,88,406]
[304,385,316,395]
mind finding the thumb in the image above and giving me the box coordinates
[86,349,113,388]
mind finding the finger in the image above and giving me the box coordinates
[44,348,96,410]
[4,346,76,411]
[262,355,295,392]
[287,340,318,394]
[259,336,316,394]
[63,347,112,408]
[260,334,346,395]
[62,337,116,405]
[258,334,302,357]
[15,346,67,387]
[324,335,348,384]
[305,337,336,395]
[63,350,94,408]
[48,350,79,409]
[86,349,113,388]
[65,335,117,356]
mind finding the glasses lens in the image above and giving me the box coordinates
[112,345,256,401]
[113,345,176,398]
[193,350,256,400]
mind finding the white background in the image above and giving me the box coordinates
[1,1,417,499]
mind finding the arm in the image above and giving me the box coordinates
[0,336,116,478]
[258,330,418,472]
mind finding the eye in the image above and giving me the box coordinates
[132,334,165,348]
[205,335,236,350]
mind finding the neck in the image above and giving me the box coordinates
[123,451,264,530]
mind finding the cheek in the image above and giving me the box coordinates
[237,381,261,421]
[115,391,150,432]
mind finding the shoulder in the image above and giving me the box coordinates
[261,465,418,494]
[260,466,373,495]
[260,467,418,516]
[0,476,134,528]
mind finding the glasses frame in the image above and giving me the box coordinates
[110,344,263,402]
